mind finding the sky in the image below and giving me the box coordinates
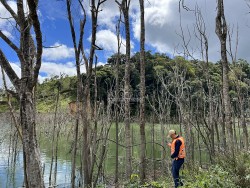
[1,0,250,88]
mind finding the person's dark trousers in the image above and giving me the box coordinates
[171,158,184,188]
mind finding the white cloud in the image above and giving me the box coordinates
[95,30,125,54]
[129,0,250,62]
[83,1,117,31]
[42,43,75,61]
[38,61,105,83]
[0,61,88,87]
[0,62,21,89]
[1,30,13,39]
[96,62,106,67]
[0,1,16,39]
[93,29,134,56]
[40,61,77,77]
[0,0,33,40]
[97,1,121,31]
[0,1,16,27]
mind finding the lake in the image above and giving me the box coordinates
[0,113,210,187]
[0,141,76,188]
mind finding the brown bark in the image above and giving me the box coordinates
[81,1,107,186]
[114,8,122,187]
[215,0,235,156]
[65,1,85,187]
[0,0,44,187]
[118,0,132,178]
[194,6,215,159]
[49,80,61,186]
[139,0,146,182]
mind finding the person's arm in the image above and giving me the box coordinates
[171,140,182,159]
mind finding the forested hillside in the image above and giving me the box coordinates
[28,52,250,121]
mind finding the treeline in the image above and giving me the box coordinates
[37,51,250,123]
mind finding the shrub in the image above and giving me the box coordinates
[217,151,250,188]
[182,165,239,188]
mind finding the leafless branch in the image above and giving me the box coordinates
[0,30,20,55]
[227,24,239,65]
[178,0,193,12]
[27,0,43,86]
[0,0,18,22]
[0,50,20,89]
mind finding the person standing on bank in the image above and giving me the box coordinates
[167,130,185,187]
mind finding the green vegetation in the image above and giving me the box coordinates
[121,152,250,188]
[1,53,250,119]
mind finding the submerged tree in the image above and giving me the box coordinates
[65,0,85,187]
[0,0,44,187]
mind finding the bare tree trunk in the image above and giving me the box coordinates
[20,90,44,188]
[81,1,107,186]
[0,0,44,187]
[49,82,60,186]
[151,115,156,180]
[194,5,216,161]
[114,9,122,187]
[54,122,60,185]
[215,0,235,156]
[124,1,132,179]
[219,93,227,151]
[239,96,249,150]
[139,0,146,182]
[116,0,132,179]
[214,99,221,150]
[93,100,112,188]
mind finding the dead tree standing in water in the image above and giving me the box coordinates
[0,0,44,187]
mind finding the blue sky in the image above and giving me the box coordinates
[1,0,250,88]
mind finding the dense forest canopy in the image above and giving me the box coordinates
[20,52,248,121]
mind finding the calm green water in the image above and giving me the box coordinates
[0,142,74,188]
[0,116,210,188]
[0,115,76,188]
[0,120,168,188]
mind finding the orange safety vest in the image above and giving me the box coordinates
[171,136,186,160]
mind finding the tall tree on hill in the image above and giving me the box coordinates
[215,0,235,156]
[0,0,44,187]
[116,0,132,179]
[139,0,146,182]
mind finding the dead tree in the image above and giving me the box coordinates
[159,58,193,166]
[48,79,61,187]
[227,24,248,150]
[0,0,44,187]
[80,0,107,187]
[65,0,85,187]
[114,7,122,187]
[115,0,132,179]
[215,0,235,156]
[194,5,215,161]
[147,88,172,174]
[139,0,146,182]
